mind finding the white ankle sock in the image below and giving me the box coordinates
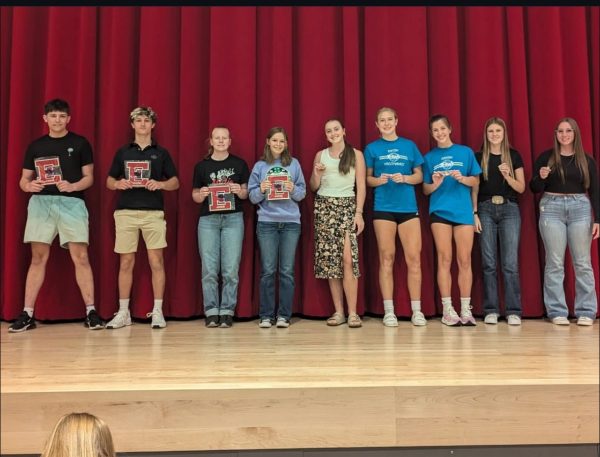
[118,299,130,312]
[153,299,163,312]
[460,297,471,311]
[441,297,452,312]
[86,305,95,315]
[383,300,394,314]
[24,307,34,317]
[410,300,422,312]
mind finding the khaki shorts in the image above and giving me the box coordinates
[24,195,89,248]
[114,209,167,253]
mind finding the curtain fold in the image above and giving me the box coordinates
[1,6,598,321]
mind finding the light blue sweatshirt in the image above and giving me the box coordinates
[248,158,307,224]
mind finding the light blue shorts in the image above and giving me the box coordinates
[23,195,89,248]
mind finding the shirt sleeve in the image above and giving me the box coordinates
[248,162,265,204]
[23,143,35,170]
[467,147,482,176]
[240,159,250,184]
[423,155,433,184]
[290,158,307,202]
[108,149,123,179]
[529,150,549,193]
[587,155,599,222]
[511,149,524,171]
[162,151,178,179]
[412,142,424,168]
[364,145,374,169]
[192,162,203,189]
[80,137,94,166]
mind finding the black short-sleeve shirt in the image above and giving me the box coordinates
[108,141,178,210]
[192,154,250,217]
[475,148,524,203]
[23,131,94,200]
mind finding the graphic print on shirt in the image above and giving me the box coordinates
[34,156,63,184]
[265,166,291,201]
[124,160,151,187]
[433,155,464,176]
[208,167,236,211]
[379,149,409,168]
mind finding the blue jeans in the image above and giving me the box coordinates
[478,199,522,317]
[256,222,301,320]
[538,194,597,319]
[198,212,244,317]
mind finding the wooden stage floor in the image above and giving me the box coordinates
[1,317,598,454]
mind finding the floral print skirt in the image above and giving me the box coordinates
[313,195,360,279]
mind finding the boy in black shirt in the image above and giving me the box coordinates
[9,99,102,332]
[106,106,179,330]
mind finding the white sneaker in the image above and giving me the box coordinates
[460,306,477,326]
[276,317,290,328]
[484,313,498,325]
[577,316,594,326]
[147,309,166,329]
[258,318,272,328]
[383,312,399,327]
[507,315,521,326]
[442,306,461,326]
[411,311,427,326]
[106,310,132,329]
[551,316,570,326]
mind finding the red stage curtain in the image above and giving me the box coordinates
[1,6,598,321]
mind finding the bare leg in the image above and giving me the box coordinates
[454,225,475,297]
[147,248,166,300]
[374,220,397,300]
[68,242,94,305]
[430,223,453,297]
[328,278,345,316]
[342,232,358,315]
[118,253,136,299]
[397,218,422,300]
[23,242,51,309]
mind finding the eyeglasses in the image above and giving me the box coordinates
[556,129,574,134]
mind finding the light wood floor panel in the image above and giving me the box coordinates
[1,318,598,453]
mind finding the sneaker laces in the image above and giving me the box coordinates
[412,310,426,324]
[444,306,459,319]
[461,305,473,318]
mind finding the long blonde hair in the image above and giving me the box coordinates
[548,117,590,188]
[41,413,116,457]
[481,117,514,181]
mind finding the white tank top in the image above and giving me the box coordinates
[317,148,356,197]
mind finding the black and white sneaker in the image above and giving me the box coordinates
[205,315,219,328]
[219,315,233,328]
[276,317,290,328]
[85,310,105,330]
[8,311,36,333]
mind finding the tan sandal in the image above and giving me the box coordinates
[348,313,362,328]
[327,312,346,326]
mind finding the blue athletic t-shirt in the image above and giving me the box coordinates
[364,137,424,213]
[423,144,481,225]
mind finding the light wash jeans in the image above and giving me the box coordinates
[198,212,244,317]
[538,193,597,319]
[256,221,301,320]
[478,199,522,317]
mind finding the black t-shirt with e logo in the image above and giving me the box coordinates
[108,141,178,210]
[23,131,94,200]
